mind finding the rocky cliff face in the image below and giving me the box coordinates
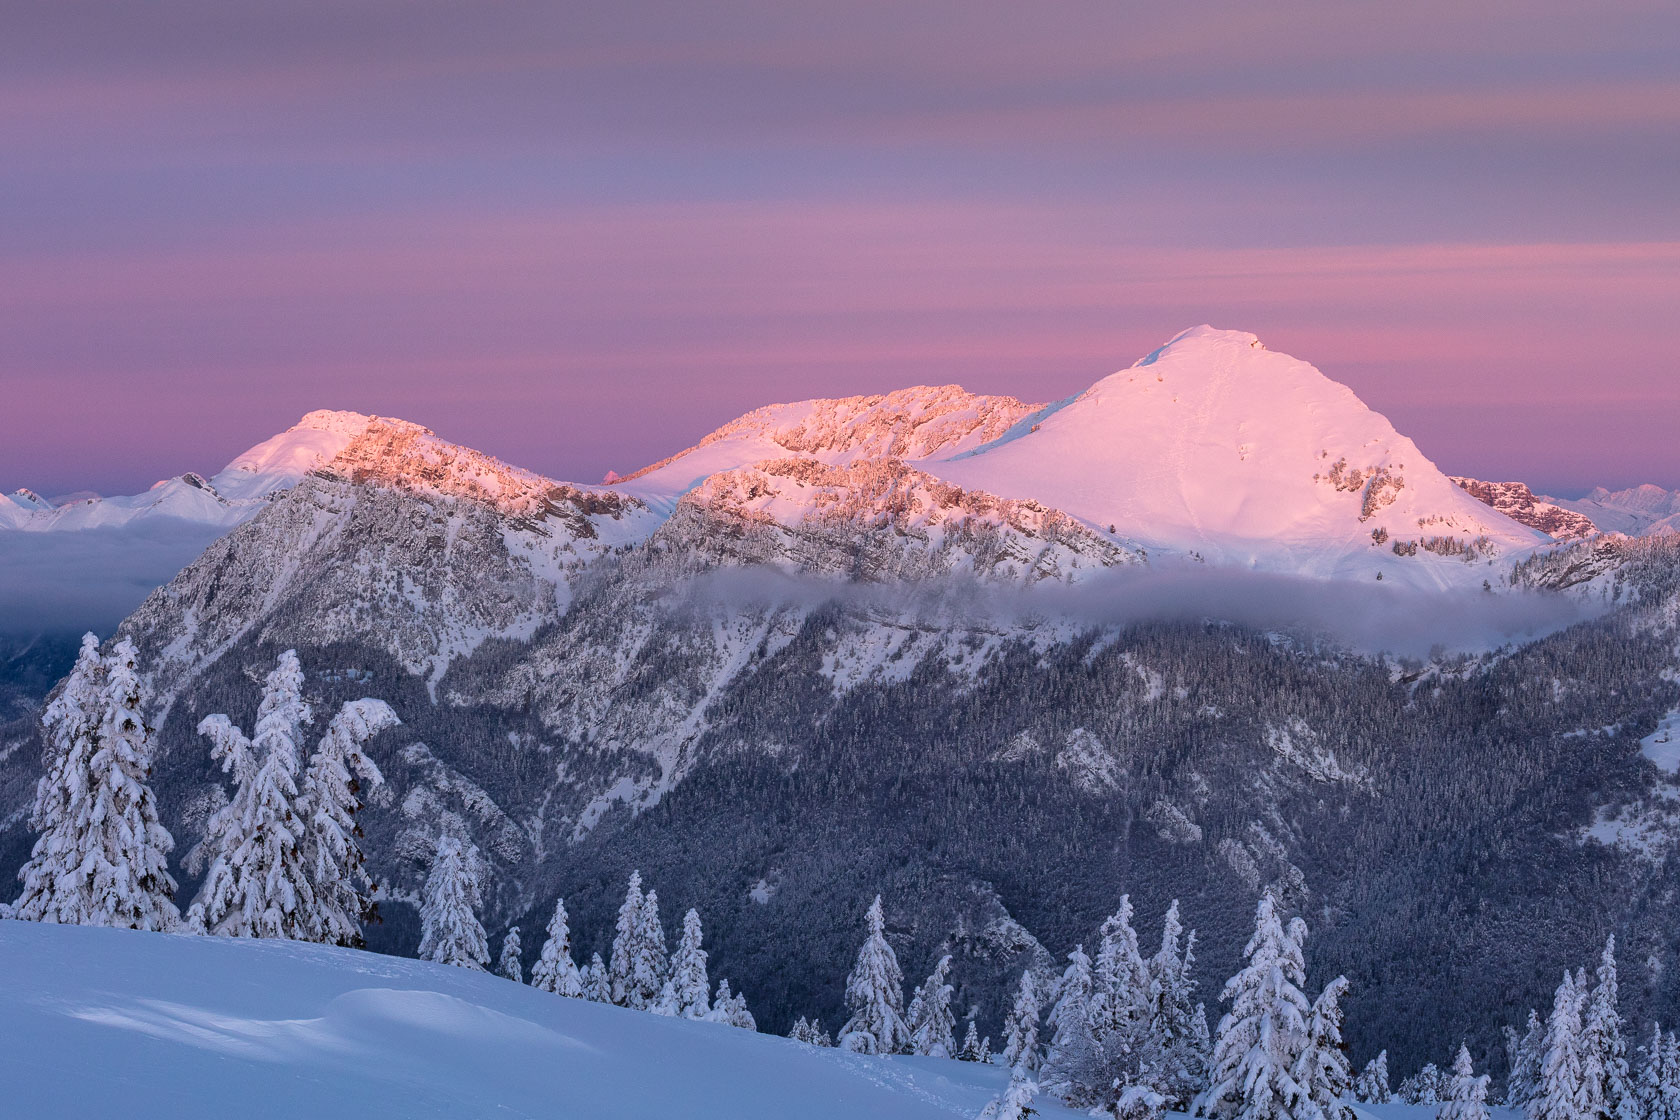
[1451,476,1598,540]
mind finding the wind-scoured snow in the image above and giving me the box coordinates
[0,920,1078,1120]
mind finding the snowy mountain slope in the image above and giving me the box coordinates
[0,920,1068,1120]
[120,415,660,706]
[922,327,1546,588]
[1449,477,1598,541]
[1546,484,1680,537]
[615,384,1040,508]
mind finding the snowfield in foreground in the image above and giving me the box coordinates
[0,920,1079,1119]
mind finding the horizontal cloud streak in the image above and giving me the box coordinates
[675,564,1599,662]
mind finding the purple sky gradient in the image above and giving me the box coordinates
[3,1,1677,497]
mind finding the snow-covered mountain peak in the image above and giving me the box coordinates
[616,385,1041,502]
[7,488,52,510]
[317,415,645,527]
[213,409,378,499]
[928,325,1547,585]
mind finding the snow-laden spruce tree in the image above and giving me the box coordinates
[499,926,523,983]
[188,652,317,938]
[1094,895,1153,1049]
[531,897,585,997]
[1663,1032,1680,1120]
[657,908,711,1019]
[1635,1023,1671,1120]
[417,833,488,970]
[1292,974,1354,1120]
[960,1020,986,1062]
[705,979,756,1030]
[1002,969,1041,1072]
[608,871,660,1008]
[11,636,179,930]
[581,953,609,1002]
[1149,900,1205,1105]
[1356,1050,1393,1103]
[838,895,908,1054]
[1585,937,1637,1120]
[980,1064,1040,1120]
[1042,944,1102,1105]
[1507,1010,1546,1108]
[10,634,105,924]
[1531,971,1589,1120]
[298,697,397,947]
[1193,893,1310,1120]
[629,888,668,1010]
[907,955,956,1057]
[1439,1044,1491,1120]
[1401,1064,1447,1106]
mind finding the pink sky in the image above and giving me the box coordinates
[3,1,1677,496]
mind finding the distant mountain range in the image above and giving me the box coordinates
[5,327,1680,1085]
[6,327,1674,635]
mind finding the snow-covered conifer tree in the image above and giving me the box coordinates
[530,897,586,997]
[1193,893,1310,1120]
[1508,1010,1546,1108]
[1660,1031,1680,1120]
[417,833,488,970]
[838,895,907,1054]
[790,1017,815,1044]
[1586,937,1636,1120]
[1532,971,1589,1120]
[1356,1051,1393,1103]
[906,955,956,1057]
[609,871,646,1007]
[627,888,668,1011]
[1439,1044,1491,1120]
[704,979,755,1030]
[584,952,611,1003]
[1402,1064,1447,1106]
[11,636,179,930]
[1002,970,1041,1072]
[1149,901,1204,1106]
[499,926,523,983]
[960,1020,986,1062]
[1042,944,1102,1104]
[1190,1003,1212,1083]
[1636,1024,1664,1120]
[188,651,317,938]
[1292,975,1353,1120]
[10,634,105,925]
[662,908,711,1019]
[1095,896,1152,1047]
[1115,1081,1170,1120]
[298,697,397,946]
[980,1064,1040,1120]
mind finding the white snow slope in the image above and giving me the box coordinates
[924,327,1544,587]
[0,919,1078,1120]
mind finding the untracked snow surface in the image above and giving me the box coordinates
[0,920,1081,1119]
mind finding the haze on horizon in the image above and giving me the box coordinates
[3,1,1678,499]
